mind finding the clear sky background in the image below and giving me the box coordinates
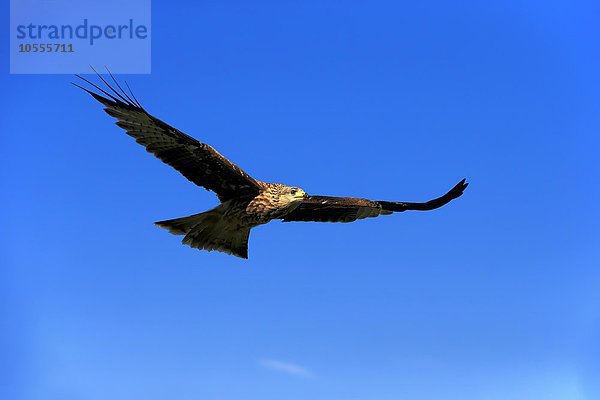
[1,1,599,399]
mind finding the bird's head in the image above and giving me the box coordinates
[283,186,308,203]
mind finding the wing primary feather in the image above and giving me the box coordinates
[89,65,132,106]
[71,81,96,96]
[105,66,137,106]
[125,80,144,109]
[74,74,121,104]
[378,179,468,212]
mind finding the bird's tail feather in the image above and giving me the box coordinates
[155,210,251,259]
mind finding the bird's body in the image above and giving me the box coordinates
[76,71,468,259]
[155,183,307,258]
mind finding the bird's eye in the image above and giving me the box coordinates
[290,189,297,195]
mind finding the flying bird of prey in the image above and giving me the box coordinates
[75,72,468,259]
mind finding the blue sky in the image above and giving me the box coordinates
[1,1,599,399]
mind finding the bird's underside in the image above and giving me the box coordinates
[75,69,468,259]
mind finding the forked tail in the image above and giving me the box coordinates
[155,210,251,259]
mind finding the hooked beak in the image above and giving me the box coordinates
[303,192,309,199]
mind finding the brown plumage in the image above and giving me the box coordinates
[75,71,468,259]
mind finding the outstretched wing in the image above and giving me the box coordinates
[74,71,263,202]
[282,179,468,223]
